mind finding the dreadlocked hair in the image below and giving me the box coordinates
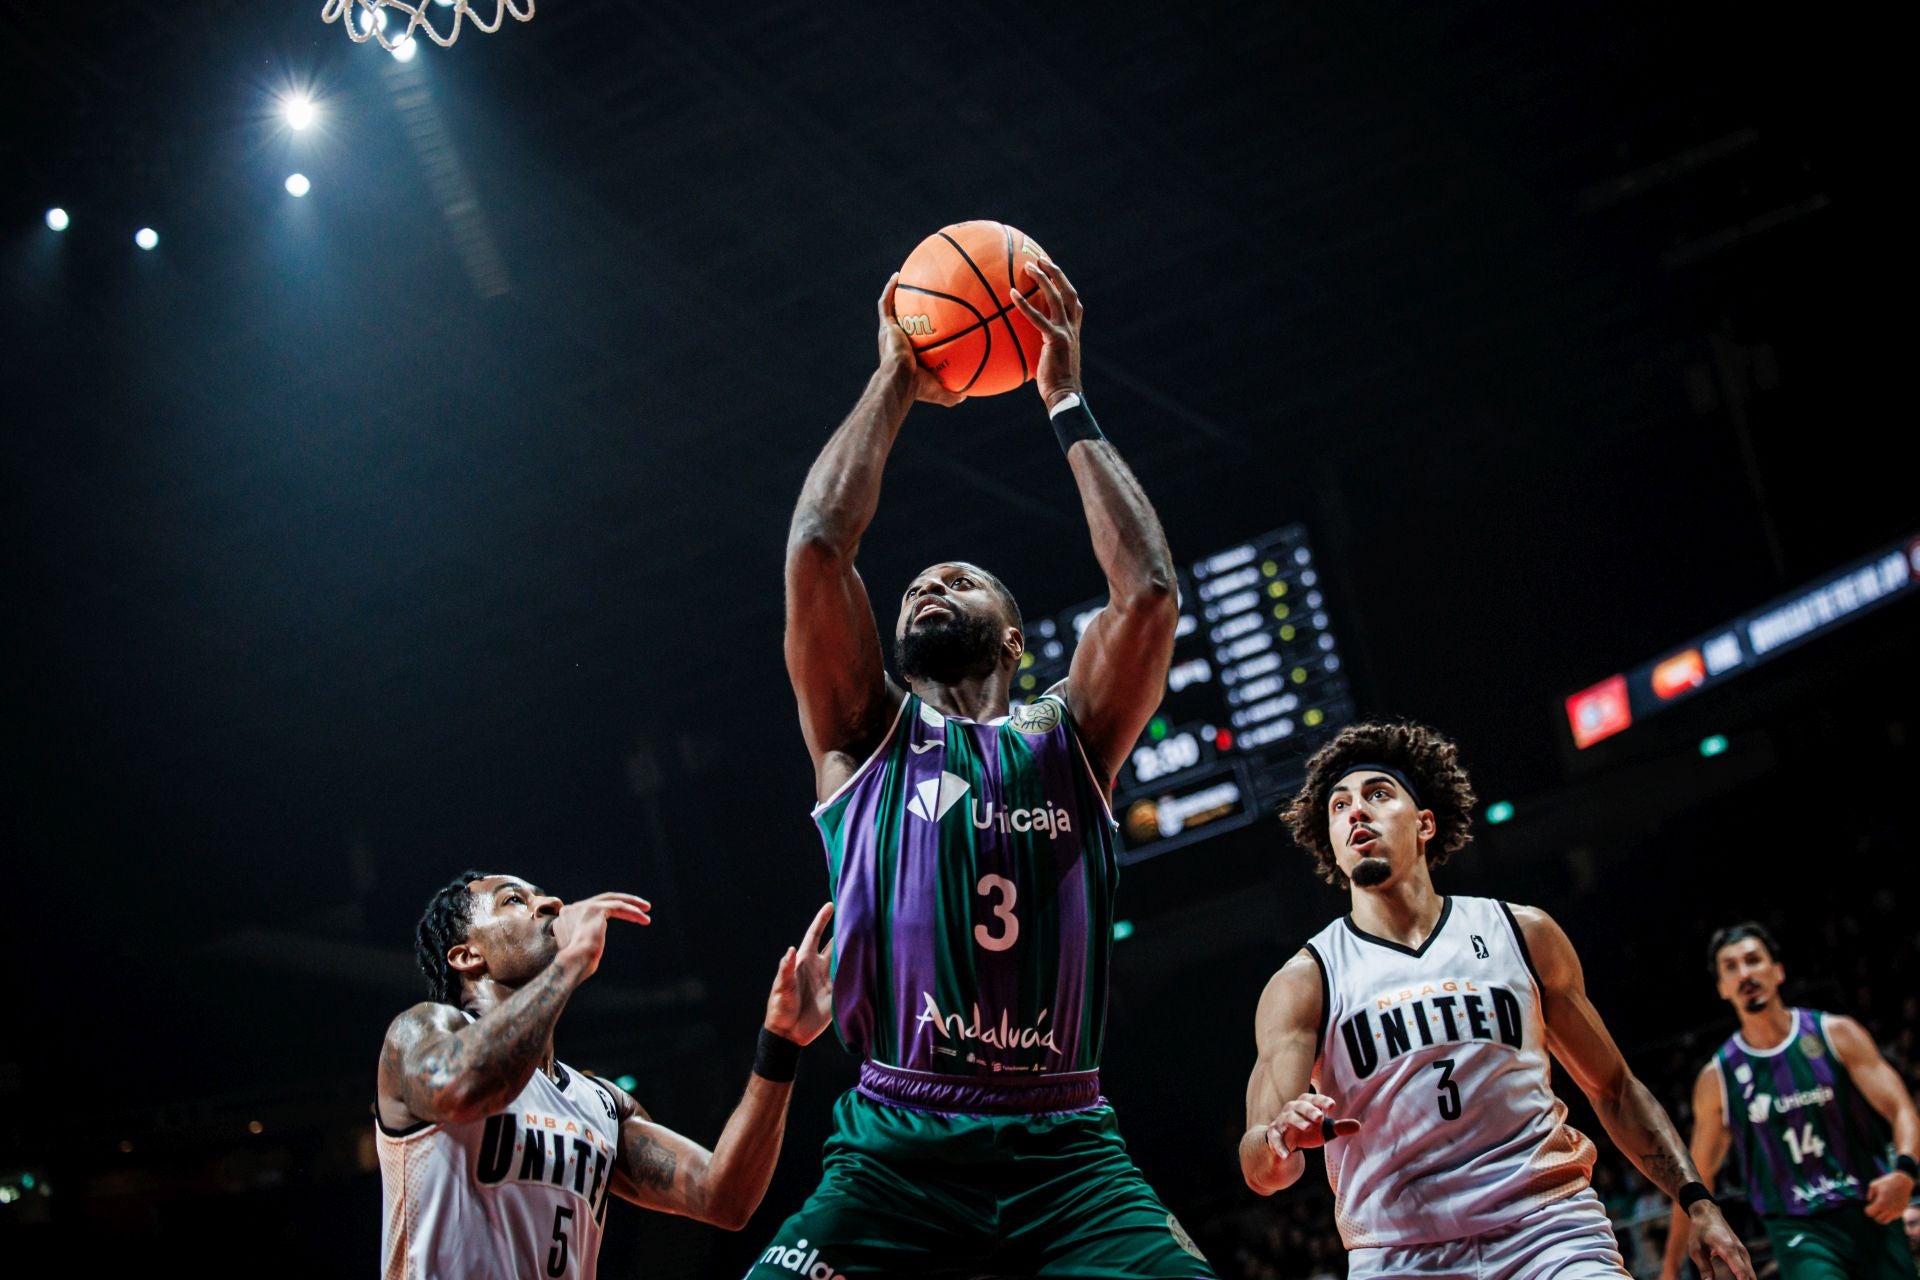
[1281,720,1477,888]
[414,869,494,1005]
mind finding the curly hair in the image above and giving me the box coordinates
[1280,720,1477,888]
[414,869,494,1005]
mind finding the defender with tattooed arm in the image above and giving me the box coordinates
[375,872,833,1280]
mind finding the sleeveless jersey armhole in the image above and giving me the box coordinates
[1713,1053,1730,1125]
[1049,694,1118,828]
[1815,1010,1840,1060]
[1495,901,1546,1004]
[1301,942,1333,1062]
[810,695,910,817]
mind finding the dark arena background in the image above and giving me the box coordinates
[5,4,1916,1277]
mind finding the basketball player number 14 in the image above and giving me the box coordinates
[1781,1123,1825,1164]
[975,875,1019,952]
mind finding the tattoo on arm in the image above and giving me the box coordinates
[624,1130,679,1192]
[398,961,578,1119]
[1640,1147,1691,1196]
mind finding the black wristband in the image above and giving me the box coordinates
[752,1027,801,1083]
[1049,393,1105,454]
[1677,1181,1715,1210]
[1896,1153,1918,1180]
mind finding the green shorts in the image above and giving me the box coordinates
[1761,1205,1917,1280]
[742,1088,1215,1279]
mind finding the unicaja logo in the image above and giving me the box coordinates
[971,798,1072,836]
[907,771,971,822]
[757,1238,845,1280]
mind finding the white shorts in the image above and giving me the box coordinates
[1345,1189,1629,1280]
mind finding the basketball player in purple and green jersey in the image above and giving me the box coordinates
[745,257,1214,1279]
[1660,923,1920,1280]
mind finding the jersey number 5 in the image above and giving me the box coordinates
[975,875,1019,952]
[547,1204,574,1277]
[1433,1059,1462,1121]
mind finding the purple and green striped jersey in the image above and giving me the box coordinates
[813,692,1119,1077]
[1714,1008,1896,1217]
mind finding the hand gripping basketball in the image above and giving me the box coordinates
[1005,257,1085,411]
[878,275,967,408]
[1267,1091,1362,1160]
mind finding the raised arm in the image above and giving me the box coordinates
[785,277,961,793]
[602,903,837,1230]
[1240,951,1357,1195]
[1660,1064,1733,1280]
[1516,905,1754,1280]
[1826,1014,1919,1223]
[1009,261,1177,784]
[377,892,651,1129]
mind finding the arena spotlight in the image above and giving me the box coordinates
[45,207,70,231]
[1485,800,1516,825]
[285,173,311,197]
[1112,920,1136,942]
[283,93,317,131]
[391,35,419,62]
[1698,734,1729,758]
[134,227,159,251]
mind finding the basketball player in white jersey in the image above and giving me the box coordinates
[1239,721,1756,1280]
[376,870,834,1280]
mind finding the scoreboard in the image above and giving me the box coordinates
[1016,524,1356,863]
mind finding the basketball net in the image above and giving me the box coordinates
[321,0,534,49]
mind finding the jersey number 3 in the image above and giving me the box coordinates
[1434,1059,1462,1121]
[975,875,1019,952]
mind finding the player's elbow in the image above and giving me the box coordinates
[428,1070,513,1126]
[696,1183,761,1232]
[1114,566,1177,617]
[786,514,854,569]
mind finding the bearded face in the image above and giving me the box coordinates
[893,564,1018,683]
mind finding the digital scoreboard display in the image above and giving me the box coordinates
[1564,531,1920,750]
[1016,525,1356,863]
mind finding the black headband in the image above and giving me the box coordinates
[1333,763,1424,810]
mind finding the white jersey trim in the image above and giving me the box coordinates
[1732,1010,1801,1058]
[810,695,909,817]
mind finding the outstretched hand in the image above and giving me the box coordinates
[551,892,653,981]
[1265,1091,1362,1160]
[763,902,835,1046]
[1007,257,1084,411]
[878,275,966,408]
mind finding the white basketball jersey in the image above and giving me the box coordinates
[378,1042,622,1280]
[1306,895,1595,1249]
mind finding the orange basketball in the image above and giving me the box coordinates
[894,221,1052,397]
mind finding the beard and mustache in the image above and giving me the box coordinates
[895,608,1003,682]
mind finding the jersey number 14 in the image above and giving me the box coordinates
[1781,1122,1826,1165]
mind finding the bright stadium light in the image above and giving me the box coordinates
[391,35,419,62]
[285,173,311,197]
[1699,734,1730,758]
[134,227,159,251]
[1485,800,1516,825]
[283,94,317,131]
[45,207,70,231]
